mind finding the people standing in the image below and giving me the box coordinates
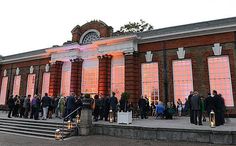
[93,94,100,121]
[109,92,118,122]
[205,93,215,116]
[58,95,65,118]
[212,90,225,126]
[41,93,51,120]
[66,92,76,121]
[138,96,147,119]
[188,91,194,124]
[23,95,31,118]
[190,91,201,125]
[177,99,183,117]
[19,96,25,118]
[218,94,226,125]
[7,95,15,118]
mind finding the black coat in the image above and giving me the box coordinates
[8,97,15,109]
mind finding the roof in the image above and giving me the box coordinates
[137,17,236,42]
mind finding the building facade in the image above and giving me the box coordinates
[1,18,236,115]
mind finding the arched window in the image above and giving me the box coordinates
[80,30,100,45]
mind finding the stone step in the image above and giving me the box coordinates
[0,117,78,140]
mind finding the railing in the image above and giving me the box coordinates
[61,106,82,140]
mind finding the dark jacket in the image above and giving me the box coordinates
[190,95,200,110]
[8,97,15,108]
[138,98,146,109]
[109,96,118,110]
[66,96,75,110]
[41,96,51,107]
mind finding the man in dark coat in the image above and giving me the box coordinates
[205,93,215,116]
[7,95,15,118]
[188,91,194,124]
[212,90,224,126]
[138,96,147,119]
[190,91,201,125]
[218,94,226,125]
[109,92,118,122]
[66,92,76,121]
[41,93,51,120]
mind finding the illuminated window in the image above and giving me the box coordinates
[111,55,125,100]
[26,74,35,98]
[173,59,193,104]
[13,75,21,96]
[208,56,234,107]
[61,61,71,96]
[41,72,50,96]
[0,77,8,105]
[141,63,159,103]
[81,59,98,94]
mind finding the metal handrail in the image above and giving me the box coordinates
[61,106,82,140]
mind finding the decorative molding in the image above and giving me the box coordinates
[45,64,50,72]
[16,68,20,76]
[145,51,153,62]
[3,69,7,76]
[29,66,34,74]
[51,49,80,62]
[177,47,185,59]
[212,43,222,56]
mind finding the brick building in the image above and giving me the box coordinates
[0,18,236,114]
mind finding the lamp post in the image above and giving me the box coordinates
[209,110,216,128]
[55,129,62,140]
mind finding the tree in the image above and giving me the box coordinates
[119,19,153,33]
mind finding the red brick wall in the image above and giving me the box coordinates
[49,61,63,97]
[72,21,113,42]
[70,58,83,96]
[138,32,235,52]
[98,55,112,96]
[0,58,50,99]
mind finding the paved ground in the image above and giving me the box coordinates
[0,133,229,146]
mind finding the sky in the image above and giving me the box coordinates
[0,0,235,56]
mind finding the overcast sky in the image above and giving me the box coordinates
[0,0,235,56]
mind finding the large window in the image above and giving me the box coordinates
[81,59,98,94]
[61,61,71,96]
[141,63,159,104]
[26,74,35,97]
[111,55,125,100]
[173,59,193,104]
[13,75,21,96]
[208,56,234,107]
[41,72,50,96]
[0,77,8,105]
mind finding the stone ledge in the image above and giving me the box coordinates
[92,124,236,145]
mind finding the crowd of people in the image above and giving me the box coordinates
[7,92,83,121]
[6,89,227,127]
[187,90,226,126]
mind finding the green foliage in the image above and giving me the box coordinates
[119,19,153,33]
[84,94,91,98]
[121,92,130,101]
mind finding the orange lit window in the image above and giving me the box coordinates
[13,75,21,96]
[26,74,35,98]
[42,72,50,96]
[208,56,234,107]
[61,61,71,96]
[81,59,98,94]
[111,56,124,100]
[141,63,159,104]
[173,59,193,104]
[0,77,8,105]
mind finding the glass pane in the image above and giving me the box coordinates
[111,56,124,100]
[61,61,71,96]
[0,77,8,105]
[42,73,50,96]
[26,74,35,99]
[141,63,159,104]
[13,75,21,96]
[208,56,234,107]
[81,59,98,94]
[173,59,193,104]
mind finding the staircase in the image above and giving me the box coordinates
[0,117,77,139]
